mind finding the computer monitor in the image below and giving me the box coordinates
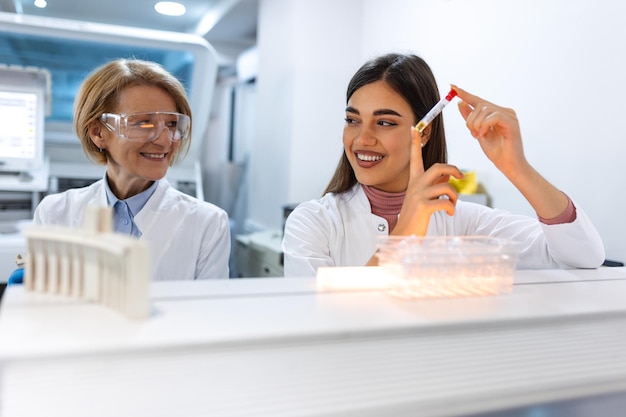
[0,80,45,174]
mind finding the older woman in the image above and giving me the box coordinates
[34,58,230,280]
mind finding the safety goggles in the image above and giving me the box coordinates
[100,111,191,143]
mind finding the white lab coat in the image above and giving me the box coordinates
[33,179,230,280]
[282,183,605,277]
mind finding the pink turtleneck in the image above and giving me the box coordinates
[362,184,405,233]
[362,185,576,232]
[538,194,577,225]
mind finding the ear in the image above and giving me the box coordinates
[88,121,106,150]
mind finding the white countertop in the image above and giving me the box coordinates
[1,267,625,358]
[2,268,626,417]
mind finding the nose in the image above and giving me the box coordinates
[353,124,377,146]
[150,124,174,145]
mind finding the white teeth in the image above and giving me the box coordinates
[143,153,165,159]
[357,153,383,162]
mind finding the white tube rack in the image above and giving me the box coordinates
[21,206,150,319]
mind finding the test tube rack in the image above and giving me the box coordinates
[21,205,151,319]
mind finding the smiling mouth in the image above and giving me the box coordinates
[356,153,383,162]
[141,152,167,159]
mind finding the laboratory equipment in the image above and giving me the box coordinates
[415,88,457,133]
[377,235,519,299]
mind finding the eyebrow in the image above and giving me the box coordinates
[345,106,404,117]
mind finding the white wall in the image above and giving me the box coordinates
[248,0,363,231]
[248,0,626,262]
[203,78,233,206]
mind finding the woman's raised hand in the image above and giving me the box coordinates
[453,85,527,177]
[391,126,463,236]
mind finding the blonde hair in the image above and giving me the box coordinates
[74,58,192,164]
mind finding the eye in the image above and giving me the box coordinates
[136,122,156,132]
[344,116,359,125]
[377,120,397,127]
[127,116,155,129]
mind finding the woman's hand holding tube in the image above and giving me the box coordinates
[366,127,462,266]
[453,85,569,220]
[391,126,464,237]
[453,85,527,178]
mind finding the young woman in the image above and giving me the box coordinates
[33,59,230,280]
[282,53,604,277]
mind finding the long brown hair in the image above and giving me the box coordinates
[324,53,448,195]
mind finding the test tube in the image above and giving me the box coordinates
[415,89,458,133]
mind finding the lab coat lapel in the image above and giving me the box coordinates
[133,180,181,262]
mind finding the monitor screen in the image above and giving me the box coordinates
[0,84,45,173]
[0,90,38,159]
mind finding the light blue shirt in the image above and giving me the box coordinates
[104,176,158,238]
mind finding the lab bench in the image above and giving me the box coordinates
[2,268,626,416]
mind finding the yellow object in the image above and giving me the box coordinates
[449,170,477,194]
